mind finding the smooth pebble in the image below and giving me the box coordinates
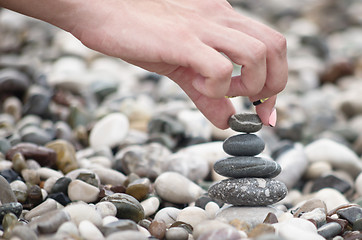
[79,220,105,240]
[155,172,205,204]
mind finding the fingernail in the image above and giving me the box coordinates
[268,108,277,127]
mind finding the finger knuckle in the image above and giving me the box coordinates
[250,42,267,65]
[216,60,233,79]
[270,32,287,57]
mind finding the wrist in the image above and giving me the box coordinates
[0,0,91,33]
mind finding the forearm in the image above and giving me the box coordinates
[0,0,90,32]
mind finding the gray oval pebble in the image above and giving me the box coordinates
[317,222,342,239]
[208,178,287,206]
[166,227,189,240]
[223,133,265,156]
[228,113,262,133]
[214,156,281,178]
[0,175,17,204]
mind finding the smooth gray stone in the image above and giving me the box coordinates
[101,219,138,236]
[223,134,265,156]
[20,125,53,145]
[228,113,262,133]
[0,175,17,204]
[317,222,342,239]
[0,68,30,94]
[213,156,281,178]
[208,178,287,206]
[311,174,352,193]
[337,206,362,225]
[22,85,51,116]
[9,225,38,240]
[29,209,70,234]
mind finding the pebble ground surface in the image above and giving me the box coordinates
[1,0,362,239]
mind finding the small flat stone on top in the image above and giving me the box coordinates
[228,113,262,133]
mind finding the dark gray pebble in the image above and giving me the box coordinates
[29,209,70,234]
[213,156,281,178]
[195,194,224,209]
[223,134,265,156]
[208,178,287,206]
[317,222,342,239]
[0,175,17,203]
[0,169,22,182]
[337,206,362,225]
[22,85,52,116]
[51,177,72,195]
[0,68,30,94]
[20,125,54,146]
[228,113,262,133]
[0,202,23,222]
[311,174,352,193]
[47,192,72,206]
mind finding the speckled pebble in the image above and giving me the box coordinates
[208,178,287,206]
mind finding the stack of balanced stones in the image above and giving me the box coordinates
[208,113,288,206]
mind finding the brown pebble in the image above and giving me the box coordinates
[110,185,127,194]
[6,143,57,167]
[293,199,327,217]
[27,185,43,207]
[263,212,278,224]
[149,220,167,239]
[45,139,78,174]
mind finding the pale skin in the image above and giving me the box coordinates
[0,0,288,129]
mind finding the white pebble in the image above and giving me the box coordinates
[37,167,64,179]
[89,113,129,148]
[102,216,118,225]
[154,207,181,226]
[176,207,208,229]
[63,203,102,226]
[68,179,100,203]
[154,172,205,204]
[79,220,105,240]
[205,202,220,219]
[95,201,117,218]
[141,196,160,217]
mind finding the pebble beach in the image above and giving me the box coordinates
[1,0,362,239]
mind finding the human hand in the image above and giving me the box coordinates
[0,0,288,129]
